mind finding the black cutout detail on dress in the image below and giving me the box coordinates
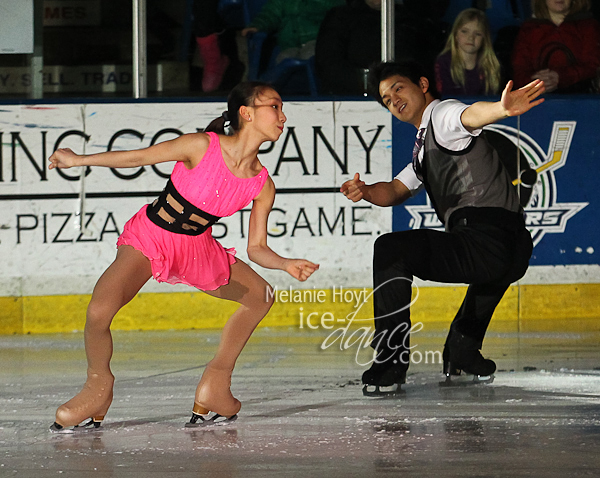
[146,179,221,236]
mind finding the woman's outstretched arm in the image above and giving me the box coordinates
[246,177,319,282]
[48,133,210,170]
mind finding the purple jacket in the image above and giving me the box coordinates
[434,51,487,96]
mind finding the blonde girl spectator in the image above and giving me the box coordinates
[435,8,502,96]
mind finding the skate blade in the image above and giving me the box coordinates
[439,373,494,387]
[49,418,103,434]
[362,384,405,398]
[185,413,238,428]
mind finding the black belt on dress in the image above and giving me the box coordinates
[146,179,221,236]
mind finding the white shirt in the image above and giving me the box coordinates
[395,99,483,195]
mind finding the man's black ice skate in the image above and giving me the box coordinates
[440,331,495,387]
[362,361,407,397]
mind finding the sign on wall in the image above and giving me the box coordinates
[43,0,101,27]
[2,97,598,297]
[0,100,391,296]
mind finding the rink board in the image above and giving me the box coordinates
[1,283,599,335]
[0,96,599,334]
[0,100,390,297]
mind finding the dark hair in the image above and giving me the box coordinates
[204,81,274,134]
[367,60,440,107]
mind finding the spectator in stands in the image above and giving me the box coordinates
[315,0,442,96]
[193,0,230,93]
[435,8,502,96]
[511,0,600,93]
[241,0,345,65]
[192,0,244,94]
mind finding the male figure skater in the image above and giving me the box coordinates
[341,61,544,395]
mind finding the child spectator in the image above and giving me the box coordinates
[435,8,502,96]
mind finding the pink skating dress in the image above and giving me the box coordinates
[116,132,269,291]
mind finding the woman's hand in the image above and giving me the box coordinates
[48,148,81,170]
[284,259,320,282]
[532,69,559,93]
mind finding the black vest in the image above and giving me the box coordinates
[421,120,522,230]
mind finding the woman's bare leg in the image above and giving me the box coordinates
[54,245,152,429]
[205,259,274,370]
[191,259,274,419]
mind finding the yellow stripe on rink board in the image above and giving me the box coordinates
[1,284,599,335]
[0,297,23,335]
[519,284,600,332]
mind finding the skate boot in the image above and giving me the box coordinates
[362,361,406,397]
[440,331,495,387]
[50,372,114,433]
[186,362,240,427]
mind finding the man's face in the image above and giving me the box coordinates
[379,75,429,128]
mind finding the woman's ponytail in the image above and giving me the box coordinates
[203,81,273,134]
[204,111,230,134]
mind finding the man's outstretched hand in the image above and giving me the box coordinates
[501,79,546,117]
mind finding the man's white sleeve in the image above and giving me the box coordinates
[394,163,424,196]
[432,99,482,151]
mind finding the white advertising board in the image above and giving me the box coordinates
[0,101,392,296]
[0,0,34,54]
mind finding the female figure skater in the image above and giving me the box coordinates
[434,8,501,96]
[47,81,319,431]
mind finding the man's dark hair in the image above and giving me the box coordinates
[367,60,440,107]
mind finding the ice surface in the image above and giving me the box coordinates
[1,328,599,477]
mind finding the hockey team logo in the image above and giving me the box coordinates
[405,121,588,246]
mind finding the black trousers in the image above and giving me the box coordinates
[371,207,533,369]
